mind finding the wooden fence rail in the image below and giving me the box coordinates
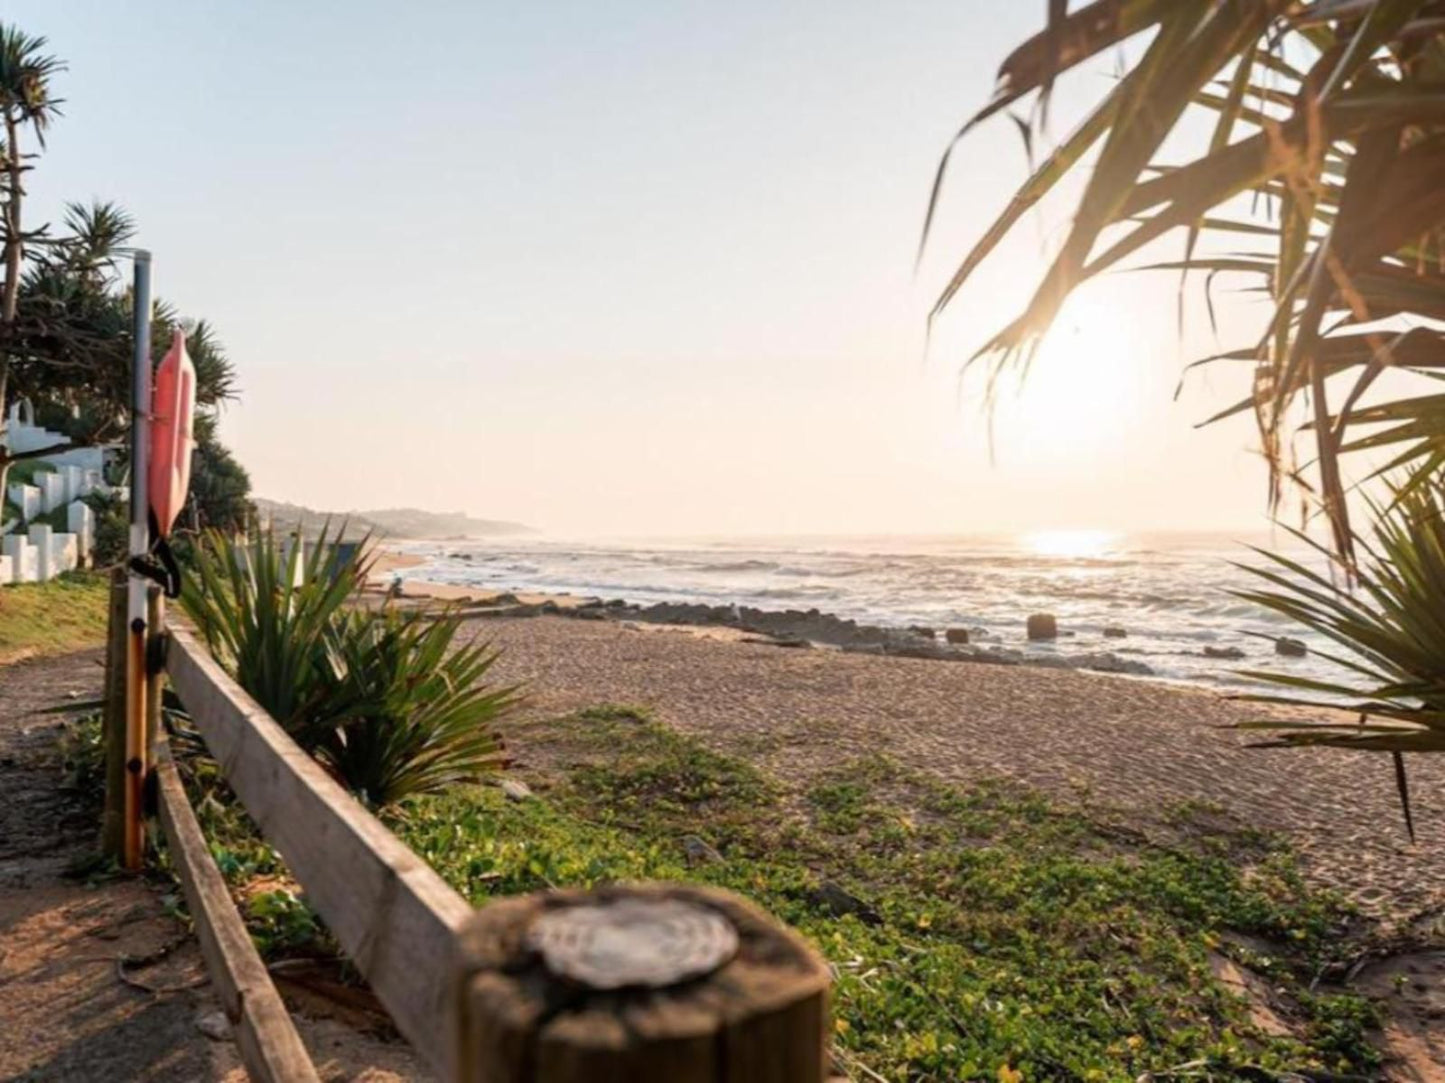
[116,616,830,1081]
[166,625,471,1079]
[153,740,321,1083]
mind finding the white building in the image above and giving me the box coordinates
[2,399,115,583]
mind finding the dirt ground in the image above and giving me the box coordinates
[0,651,429,1082]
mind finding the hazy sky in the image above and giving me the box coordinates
[14,1,1291,536]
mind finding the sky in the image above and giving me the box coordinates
[11,1,1294,537]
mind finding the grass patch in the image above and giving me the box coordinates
[0,572,109,664]
[392,708,1382,1081]
[167,703,1384,1079]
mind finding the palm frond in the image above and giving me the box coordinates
[924,1,1445,559]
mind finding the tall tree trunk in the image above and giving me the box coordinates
[0,108,22,484]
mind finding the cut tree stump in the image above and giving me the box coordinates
[453,882,830,1083]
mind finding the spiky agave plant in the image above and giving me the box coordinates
[181,523,370,746]
[923,0,1445,562]
[315,608,516,807]
[1233,476,1445,835]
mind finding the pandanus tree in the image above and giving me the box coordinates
[0,20,247,530]
[924,2,1445,813]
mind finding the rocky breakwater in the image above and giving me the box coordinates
[546,599,1154,678]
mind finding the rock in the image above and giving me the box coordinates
[500,779,534,802]
[1026,613,1058,640]
[885,643,951,661]
[681,835,723,866]
[1075,652,1153,676]
[489,591,521,606]
[195,1011,232,1042]
[909,626,936,639]
[571,606,608,621]
[810,881,881,926]
[945,628,970,645]
[1203,645,1246,660]
[1102,626,1128,638]
[605,598,630,609]
[538,600,560,614]
[1275,636,1307,657]
[768,635,811,649]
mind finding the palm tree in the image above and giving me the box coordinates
[922,1,1445,563]
[0,23,62,499]
[924,2,1445,816]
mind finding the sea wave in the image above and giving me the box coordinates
[401,533,1336,691]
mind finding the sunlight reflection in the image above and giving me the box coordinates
[1023,529,1121,559]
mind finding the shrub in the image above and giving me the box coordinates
[181,526,513,805]
[182,526,363,740]
[315,608,515,806]
[82,491,128,567]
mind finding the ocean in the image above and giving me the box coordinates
[393,531,1346,692]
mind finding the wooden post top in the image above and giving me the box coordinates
[453,882,830,1083]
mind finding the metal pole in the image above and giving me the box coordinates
[123,250,152,870]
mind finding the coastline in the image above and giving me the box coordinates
[359,549,1445,922]
[368,533,1334,691]
[376,568,1165,680]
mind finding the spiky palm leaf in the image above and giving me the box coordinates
[0,24,63,140]
[181,524,371,743]
[1233,478,1445,747]
[182,525,515,806]
[923,0,1445,560]
[316,608,515,807]
[1234,476,1445,837]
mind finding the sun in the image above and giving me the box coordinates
[984,287,1148,467]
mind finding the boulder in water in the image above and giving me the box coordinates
[945,628,970,645]
[910,625,936,639]
[1027,613,1058,640]
[1103,625,1128,639]
[1203,645,1245,660]
[1275,636,1307,657]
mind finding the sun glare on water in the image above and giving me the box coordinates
[1024,529,1120,559]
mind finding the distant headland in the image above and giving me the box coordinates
[252,497,533,540]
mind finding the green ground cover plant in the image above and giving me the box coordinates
[0,571,108,663]
[64,681,1392,1079]
[384,706,1381,1081]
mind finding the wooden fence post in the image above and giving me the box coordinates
[452,883,830,1083]
[101,565,128,858]
[144,587,164,755]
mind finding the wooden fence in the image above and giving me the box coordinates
[109,590,831,1082]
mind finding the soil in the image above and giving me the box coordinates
[0,650,430,1082]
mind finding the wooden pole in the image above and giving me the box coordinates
[101,565,128,859]
[122,598,147,870]
[144,587,164,754]
[453,883,831,1083]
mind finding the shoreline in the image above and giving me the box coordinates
[374,566,1210,683]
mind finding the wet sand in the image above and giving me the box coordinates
[469,614,1445,925]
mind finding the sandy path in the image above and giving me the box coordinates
[476,616,1445,923]
[0,652,428,1082]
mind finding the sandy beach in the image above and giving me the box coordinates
[452,611,1445,927]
